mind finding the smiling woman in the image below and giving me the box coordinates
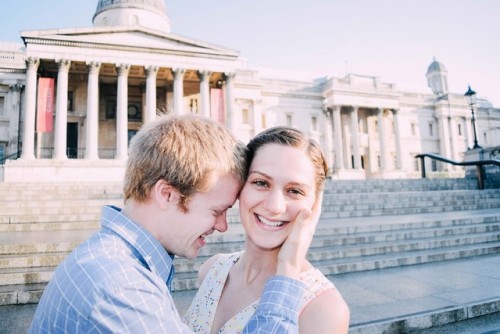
[183,126,351,334]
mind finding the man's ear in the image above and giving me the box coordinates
[153,179,181,210]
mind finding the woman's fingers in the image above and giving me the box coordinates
[276,191,323,278]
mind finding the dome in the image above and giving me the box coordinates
[93,0,171,33]
[426,58,447,75]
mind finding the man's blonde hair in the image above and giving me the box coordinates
[124,114,247,211]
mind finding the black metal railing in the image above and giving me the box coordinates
[0,151,21,165]
[415,153,500,189]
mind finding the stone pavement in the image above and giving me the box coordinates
[1,253,500,333]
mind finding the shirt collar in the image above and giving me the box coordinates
[101,205,174,286]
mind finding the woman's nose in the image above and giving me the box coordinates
[263,190,286,215]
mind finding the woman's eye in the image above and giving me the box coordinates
[253,180,268,188]
[288,188,305,196]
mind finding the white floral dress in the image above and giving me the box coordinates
[182,251,335,334]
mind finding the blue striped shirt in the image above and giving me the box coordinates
[29,205,304,333]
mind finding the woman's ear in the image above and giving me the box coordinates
[153,179,181,210]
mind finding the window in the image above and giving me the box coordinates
[189,99,198,113]
[128,130,138,144]
[458,123,462,136]
[286,114,292,126]
[0,143,5,160]
[429,123,433,137]
[411,123,416,136]
[67,92,74,111]
[242,108,250,125]
[311,116,318,131]
[413,155,420,171]
[431,159,438,172]
[0,96,5,115]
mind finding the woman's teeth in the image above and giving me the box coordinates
[258,215,285,227]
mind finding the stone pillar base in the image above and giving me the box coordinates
[331,169,366,180]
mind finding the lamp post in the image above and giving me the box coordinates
[464,86,482,149]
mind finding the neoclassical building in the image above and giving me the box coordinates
[0,0,499,182]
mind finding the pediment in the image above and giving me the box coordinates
[21,26,239,58]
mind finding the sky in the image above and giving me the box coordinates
[2,0,499,106]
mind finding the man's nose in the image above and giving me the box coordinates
[214,213,228,233]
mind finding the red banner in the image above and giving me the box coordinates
[210,88,225,124]
[36,77,55,132]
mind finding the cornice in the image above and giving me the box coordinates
[22,37,239,61]
[0,68,25,74]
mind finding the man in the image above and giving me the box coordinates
[29,114,320,333]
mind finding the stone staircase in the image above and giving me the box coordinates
[0,178,499,305]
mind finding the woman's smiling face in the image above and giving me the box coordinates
[238,143,317,250]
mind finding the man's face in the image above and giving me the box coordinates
[162,173,241,259]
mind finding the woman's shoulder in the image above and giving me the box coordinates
[299,267,350,333]
[300,267,334,297]
[197,251,242,284]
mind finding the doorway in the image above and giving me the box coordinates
[67,122,78,158]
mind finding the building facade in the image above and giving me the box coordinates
[0,0,499,182]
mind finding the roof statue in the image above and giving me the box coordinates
[93,0,171,33]
[426,57,447,76]
[426,57,449,96]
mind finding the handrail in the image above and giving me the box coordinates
[0,151,21,165]
[415,153,500,189]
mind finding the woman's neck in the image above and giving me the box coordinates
[237,242,280,285]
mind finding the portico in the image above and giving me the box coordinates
[3,0,241,181]
[19,57,235,162]
[322,74,405,179]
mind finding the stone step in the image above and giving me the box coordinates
[3,240,499,306]
[0,177,498,308]
[323,178,480,193]
[0,183,123,201]
[0,201,123,216]
[1,222,498,288]
[1,210,497,256]
[0,221,99,233]
[316,241,500,275]
[1,198,122,209]
[173,240,500,292]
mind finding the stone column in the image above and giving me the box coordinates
[198,70,211,118]
[437,115,451,170]
[172,68,185,115]
[252,99,263,137]
[448,116,458,163]
[393,109,403,169]
[224,72,236,133]
[20,57,39,160]
[8,84,23,157]
[465,116,473,150]
[323,108,334,173]
[53,59,71,160]
[350,106,361,169]
[145,66,158,123]
[85,61,101,160]
[332,106,344,170]
[377,108,388,171]
[116,64,130,160]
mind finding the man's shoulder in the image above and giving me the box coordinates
[53,232,145,290]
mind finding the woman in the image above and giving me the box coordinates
[183,126,350,333]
